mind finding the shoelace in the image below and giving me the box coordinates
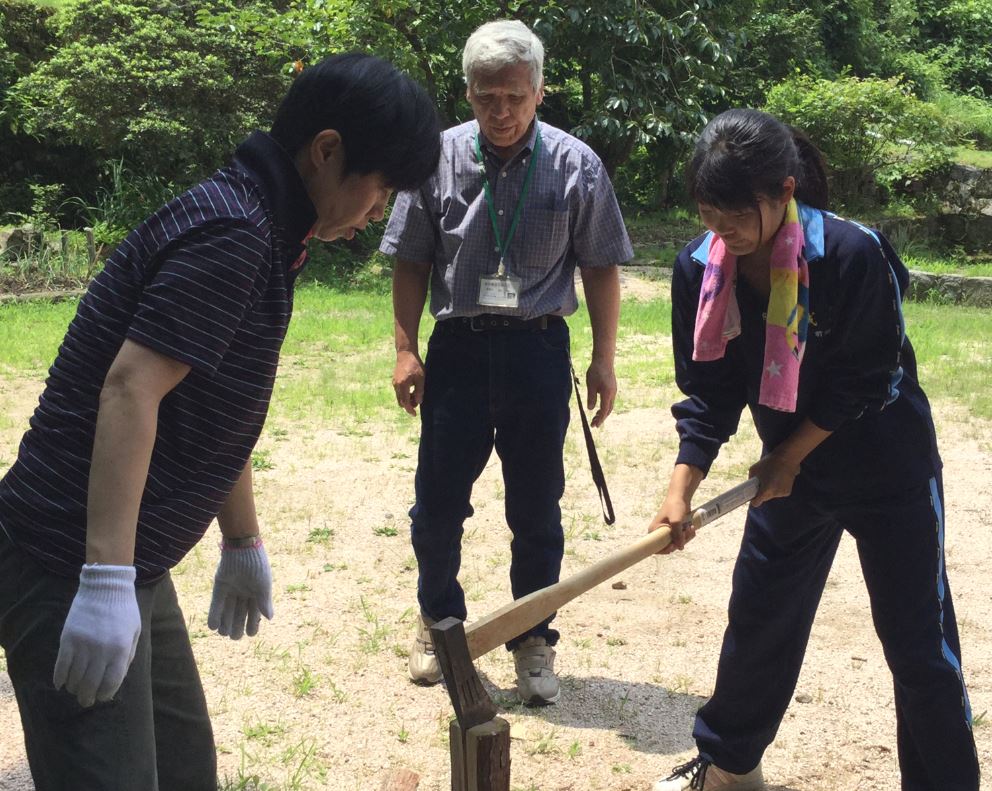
[665,756,711,790]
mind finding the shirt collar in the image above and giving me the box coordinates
[477,118,540,164]
[232,131,317,250]
[689,201,825,266]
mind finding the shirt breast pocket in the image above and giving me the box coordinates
[520,206,571,269]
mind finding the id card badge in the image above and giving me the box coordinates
[478,273,521,308]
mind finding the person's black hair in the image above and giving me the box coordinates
[686,108,829,211]
[270,53,441,191]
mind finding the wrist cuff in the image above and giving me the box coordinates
[221,535,262,550]
[79,563,137,605]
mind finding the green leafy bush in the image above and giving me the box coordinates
[7,0,290,187]
[765,74,951,207]
[930,0,992,98]
[933,90,992,148]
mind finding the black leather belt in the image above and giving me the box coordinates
[441,314,560,332]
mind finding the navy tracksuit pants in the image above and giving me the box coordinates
[694,474,979,790]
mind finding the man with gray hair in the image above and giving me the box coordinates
[380,19,632,705]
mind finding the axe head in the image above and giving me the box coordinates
[430,617,498,730]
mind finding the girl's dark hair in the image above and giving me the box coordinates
[270,53,441,191]
[686,108,829,211]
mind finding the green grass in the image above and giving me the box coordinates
[0,299,78,373]
[952,147,992,169]
[902,254,992,277]
[903,301,992,417]
[0,283,989,420]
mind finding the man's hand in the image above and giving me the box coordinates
[585,358,617,427]
[393,350,426,416]
[208,540,273,640]
[53,564,141,707]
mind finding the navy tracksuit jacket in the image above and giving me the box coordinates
[670,204,979,790]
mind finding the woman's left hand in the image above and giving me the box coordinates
[749,452,801,507]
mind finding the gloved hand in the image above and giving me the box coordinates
[208,539,273,640]
[53,564,141,707]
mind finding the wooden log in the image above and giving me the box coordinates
[450,719,467,791]
[379,767,420,790]
[466,718,510,791]
[84,227,96,265]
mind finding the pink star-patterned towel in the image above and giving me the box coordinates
[692,198,809,412]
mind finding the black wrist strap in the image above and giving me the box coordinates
[569,360,615,525]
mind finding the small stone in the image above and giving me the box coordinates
[611,580,627,590]
[795,693,813,704]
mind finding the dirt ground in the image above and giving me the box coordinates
[1,272,989,790]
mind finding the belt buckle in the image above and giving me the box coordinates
[469,315,487,332]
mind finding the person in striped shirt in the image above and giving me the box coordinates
[0,54,440,791]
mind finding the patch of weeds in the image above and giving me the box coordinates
[397,723,410,743]
[393,644,410,659]
[322,562,347,572]
[670,674,693,695]
[280,738,327,787]
[292,665,318,698]
[243,721,286,745]
[567,740,582,759]
[612,763,633,774]
[526,727,559,756]
[973,710,987,729]
[357,596,391,653]
[306,526,334,544]
[606,636,626,647]
[373,524,399,537]
[327,680,348,703]
[284,583,311,595]
[251,449,274,472]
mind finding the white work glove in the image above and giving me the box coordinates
[207,539,273,640]
[53,564,141,707]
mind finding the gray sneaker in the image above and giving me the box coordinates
[408,613,443,685]
[652,756,765,791]
[512,636,560,705]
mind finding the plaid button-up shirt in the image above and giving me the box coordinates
[380,119,633,320]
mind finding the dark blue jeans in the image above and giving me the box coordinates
[0,528,216,791]
[411,318,572,649]
[694,475,979,790]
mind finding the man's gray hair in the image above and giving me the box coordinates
[462,20,544,91]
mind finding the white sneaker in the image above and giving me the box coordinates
[408,613,442,685]
[512,636,560,705]
[652,756,765,790]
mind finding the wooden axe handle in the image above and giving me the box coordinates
[465,477,759,660]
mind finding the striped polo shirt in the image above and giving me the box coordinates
[0,131,316,582]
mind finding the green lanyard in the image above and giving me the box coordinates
[474,127,542,276]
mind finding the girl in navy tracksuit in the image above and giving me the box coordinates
[651,109,979,791]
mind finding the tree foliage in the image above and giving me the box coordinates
[765,74,951,205]
[8,0,290,185]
